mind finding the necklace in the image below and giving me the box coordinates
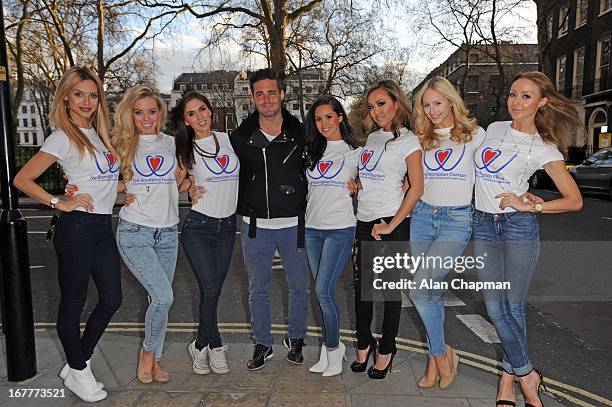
[495,127,537,194]
[194,132,220,158]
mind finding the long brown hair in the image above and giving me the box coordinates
[361,80,413,149]
[111,85,166,181]
[511,71,584,157]
[48,66,112,156]
[414,76,478,151]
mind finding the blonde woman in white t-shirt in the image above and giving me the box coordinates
[14,66,119,403]
[352,80,424,379]
[410,76,485,390]
[110,85,190,384]
[303,95,362,377]
[473,72,583,407]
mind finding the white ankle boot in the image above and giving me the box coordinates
[64,364,107,402]
[59,359,103,389]
[309,344,328,373]
[322,342,346,377]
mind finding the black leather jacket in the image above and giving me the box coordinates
[230,108,307,243]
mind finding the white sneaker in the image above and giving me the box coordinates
[209,345,230,374]
[188,341,210,374]
[59,359,103,390]
[309,344,328,373]
[64,365,107,402]
[322,342,346,377]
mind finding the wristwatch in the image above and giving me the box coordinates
[533,202,543,213]
[50,196,59,209]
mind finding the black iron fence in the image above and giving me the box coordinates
[15,146,65,195]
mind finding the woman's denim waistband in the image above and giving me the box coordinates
[186,209,236,224]
[415,200,473,213]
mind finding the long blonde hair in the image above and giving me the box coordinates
[361,80,413,149]
[49,66,112,156]
[414,76,478,151]
[511,71,583,157]
[111,85,166,181]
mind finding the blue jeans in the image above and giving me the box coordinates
[409,200,472,356]
[305,227,355,348]
[181,210,236,349]
[54,212,122,370]
[472,210,539,376]
[116,219,178,361]
[241,221,309,347]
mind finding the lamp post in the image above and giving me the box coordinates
[0,0,37,381]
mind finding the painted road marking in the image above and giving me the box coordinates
[456,314,500,344]
[14,322,611,406]
[401,290,466,308]
[30,266,45,269]
[603,217,612,221]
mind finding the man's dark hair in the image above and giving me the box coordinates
[248,68,284,92]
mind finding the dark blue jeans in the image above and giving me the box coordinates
[180,210,236,348]
[53,211,122,370]
[472,210,539,376]
[241,221,309,347]
[305,226,355,348]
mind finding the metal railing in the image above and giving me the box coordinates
[15,146,66,194]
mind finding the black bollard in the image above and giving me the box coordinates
[0,0,37,381]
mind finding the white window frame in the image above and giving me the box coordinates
[572,46,585,98]
[556,54,567,92]
[558,4,569,37]
[575,0,588,27]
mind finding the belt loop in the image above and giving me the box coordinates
[297,213,305,249]
[248,216,257,238]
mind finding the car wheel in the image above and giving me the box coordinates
[530,171,543,188]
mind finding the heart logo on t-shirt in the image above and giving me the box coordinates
[318,161,332,175]
[482,148,501,166]
[215,155,229,170]
[361,150,374,166]
[435,149,451,166]
[104,152,116,167]
[147,155,164,171]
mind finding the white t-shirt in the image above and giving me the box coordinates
[306,140,360,229]
[243,129,297,229]
[474,121,564,213]
[191,132,239,219]
[41,128,118,214]
[421,127,485,207]
[357,128,422,222]
[119,133,179,228]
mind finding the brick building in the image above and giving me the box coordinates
[536,0,612,153]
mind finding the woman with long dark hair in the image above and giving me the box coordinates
[303,95,361,376]
[473,72,582,407]
[14,66,120,402]
[352,80,424,379]
[172,91,239,375]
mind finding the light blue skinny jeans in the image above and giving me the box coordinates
[409,200,472,356]
[116,218,178,361]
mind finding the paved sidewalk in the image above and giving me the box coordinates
[0,331,565,407]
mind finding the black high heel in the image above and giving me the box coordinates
[367,350,396,379]
[522,368,546,407]
[350,339,377,372]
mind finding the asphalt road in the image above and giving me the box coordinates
[3,188,612,405]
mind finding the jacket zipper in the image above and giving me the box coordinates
[282,145,298,164]
[262,147,270,218]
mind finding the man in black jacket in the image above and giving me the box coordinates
[230,68,309,370]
